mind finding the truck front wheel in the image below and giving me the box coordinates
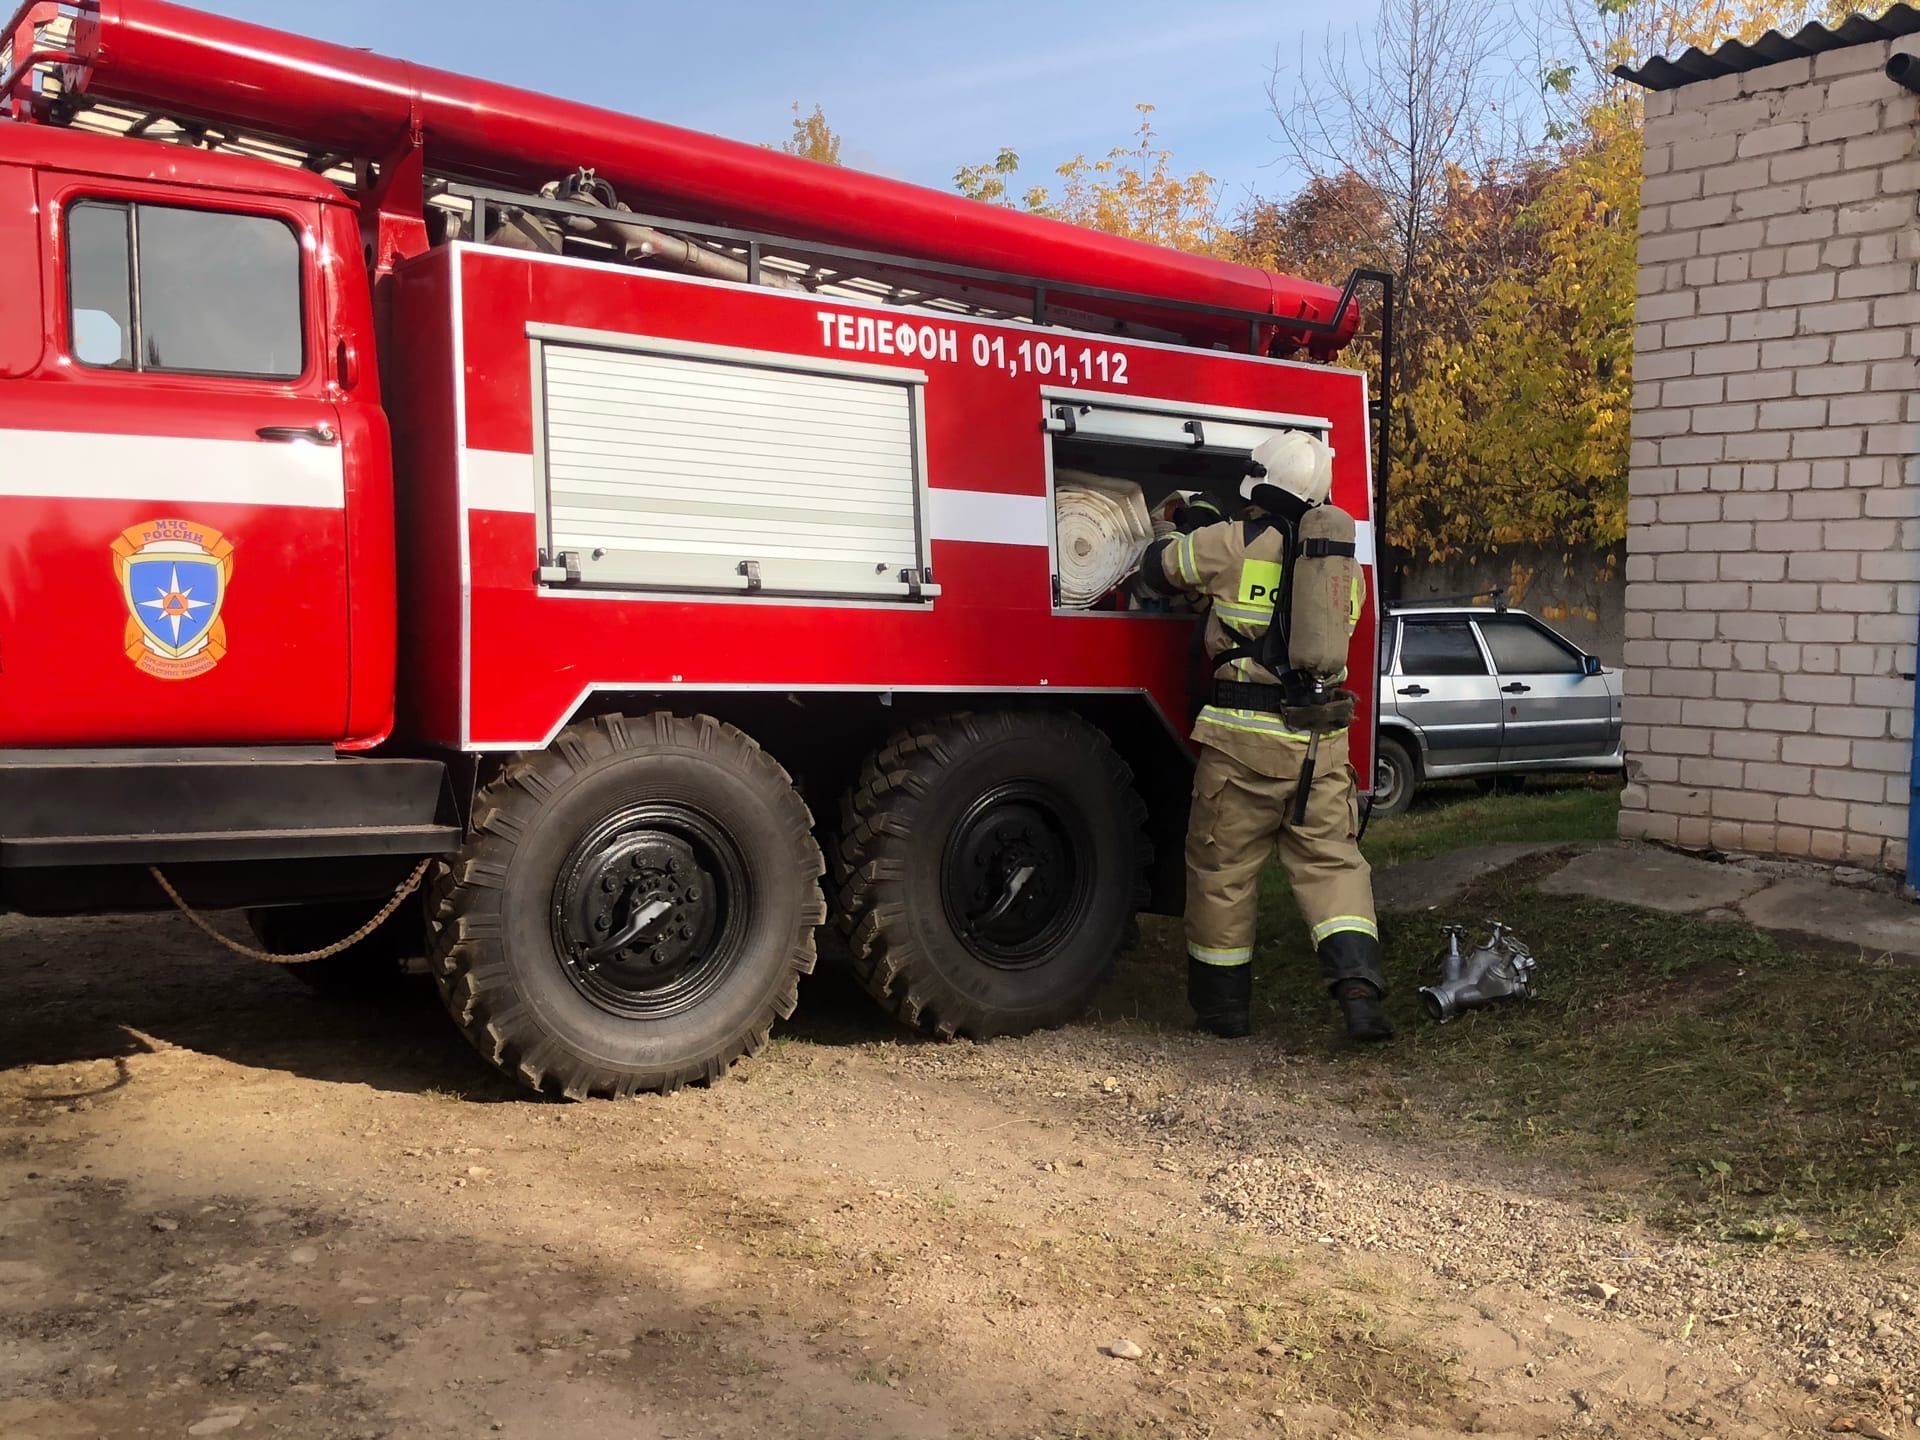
[430,713,825,1098]
[832,710,1148,1040]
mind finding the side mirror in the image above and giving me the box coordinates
[1582,654,1604,677]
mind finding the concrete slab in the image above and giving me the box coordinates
[1373,842,1561,914]
[1738,877,1920,964]
[1536,844,1772,913]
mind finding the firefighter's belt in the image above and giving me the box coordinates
[1210,681,1358,733]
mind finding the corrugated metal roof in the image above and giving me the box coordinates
[1615,4,1920,90]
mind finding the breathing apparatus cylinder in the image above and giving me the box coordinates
[1234,429,1361,827]
[1289,504,1362,683]
[1238,429,1357,689]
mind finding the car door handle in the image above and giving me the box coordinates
[257,424,338,446]
[1502,683,1532,695]
[1397,685,1430,697]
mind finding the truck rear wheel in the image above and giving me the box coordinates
[430,713,825,1099]
[833,710,1148,1039]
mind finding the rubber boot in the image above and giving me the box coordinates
[1333,979,1395,1043]
[1188,959,1253,1038]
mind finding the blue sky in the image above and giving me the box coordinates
[187,0,1378,209]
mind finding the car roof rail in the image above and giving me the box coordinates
[1395,587,1509,612]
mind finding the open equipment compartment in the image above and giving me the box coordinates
[1043,393,1332,614]
[532,326,937,601]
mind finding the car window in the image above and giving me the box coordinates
[1477,616,1585,676]
[1397,619,1488,677]
[68,200,304,379]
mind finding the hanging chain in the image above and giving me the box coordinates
[148,858,435,965]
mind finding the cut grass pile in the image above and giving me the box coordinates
[1104,781,1920,1251]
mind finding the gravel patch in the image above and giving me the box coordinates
[892,1029,1920,1426]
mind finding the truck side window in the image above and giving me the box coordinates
[67,200,304,380]
[68,203,133,367]
[1398,619,1488,677]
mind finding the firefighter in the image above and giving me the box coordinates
[1135,432,1391,1044]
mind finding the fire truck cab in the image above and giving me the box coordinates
[2,126,390,743]
[0,0,1387,1098]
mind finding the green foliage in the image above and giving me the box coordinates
[955,145,1050,211]
[1104,786,1920,1251]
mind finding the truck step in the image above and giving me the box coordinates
[2,825,462,869]
[0,749,461,868]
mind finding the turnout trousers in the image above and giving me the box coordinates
[1183,729,1384,993]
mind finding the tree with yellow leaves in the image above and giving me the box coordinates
[956,106,1225,256]
[941,0,1889,575]
[1397,113,1637,562]
[1277,0,1877,565]
[777,103,843,165]
[1542,0,1874,110]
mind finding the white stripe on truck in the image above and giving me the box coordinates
[462,446,1373,558]
[465,445,1055,548]
[0,428,346,509]
[465,448,540,513]
[926,488,1050,547]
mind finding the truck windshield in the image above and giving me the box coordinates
[67,200,304,380]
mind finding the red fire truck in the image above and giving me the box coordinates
[0,0,1389,1097]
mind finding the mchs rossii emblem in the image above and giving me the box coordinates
[111,519,235,681]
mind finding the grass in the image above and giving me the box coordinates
[1392,867,1920,1251]
[1103,781,1920,1252]
[1360,775,1623,870]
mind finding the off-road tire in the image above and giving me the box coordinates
[246,899,426,995]
[832,710,1149,1040]
[1372,735,1417,818]
[429,713,825,1099]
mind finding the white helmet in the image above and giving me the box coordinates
[1242,430,1335,507]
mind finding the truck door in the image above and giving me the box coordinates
[0,181,349,746]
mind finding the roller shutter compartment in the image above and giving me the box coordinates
[537,339,932,599]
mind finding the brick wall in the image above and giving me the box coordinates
[1622,39,1920,874]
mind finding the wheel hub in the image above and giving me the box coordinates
[551,806,743,1019]
[1376,754,1403,805]
[941,785,1088,968]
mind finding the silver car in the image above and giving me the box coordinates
[1373,606,1623,816]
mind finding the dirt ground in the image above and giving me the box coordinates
[2,905,1915,1439]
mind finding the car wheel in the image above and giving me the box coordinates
[1372,736,1417,818]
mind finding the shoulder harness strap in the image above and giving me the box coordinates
[1211,514,1294,676]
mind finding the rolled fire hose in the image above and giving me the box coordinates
[1054,471,1154,609]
